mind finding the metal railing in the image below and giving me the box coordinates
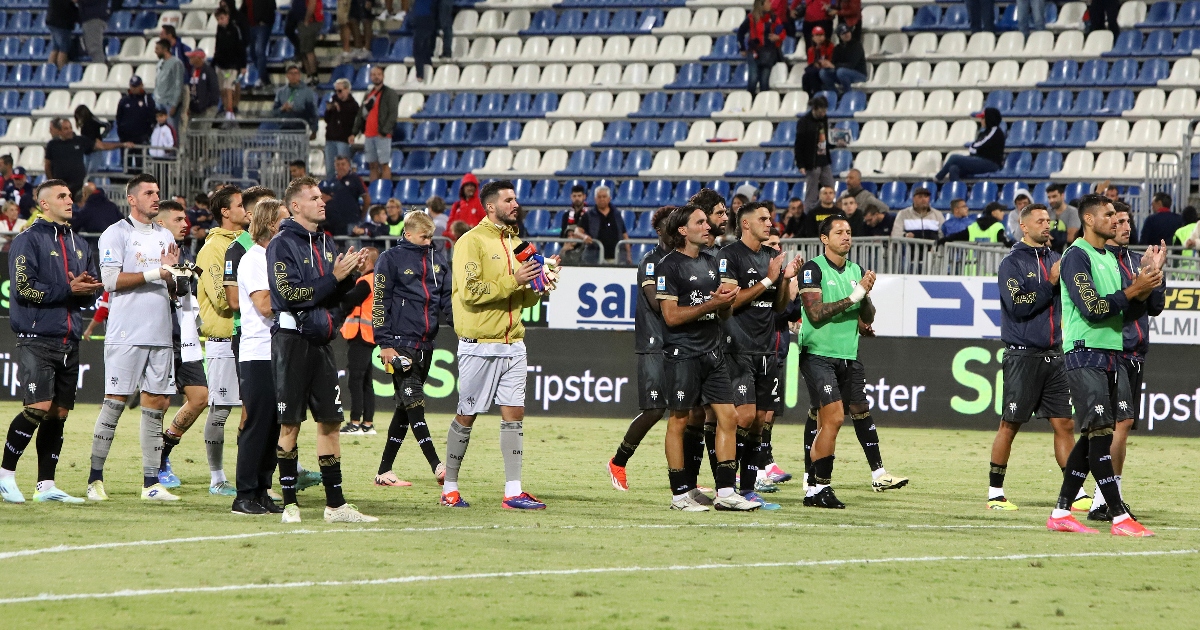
[180,118,309,199]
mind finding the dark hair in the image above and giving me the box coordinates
[369,204,387,218]
[74,105,96,125]
[209,185,242,224]
[156,37,172,50]
[1112,201,1131,216]
[732,193,750,205]
[426,195,445,214]
[737,201,767,225]
[1183,206,1198,225]
[818,214,850,238]
[1077,193,1112,226]
[769,226,781,237]
[214,6,229,16]
[1152,192,1172,209]
[284,176,322,207]
[863,205,884,216]
[0,154,11,166]
[289,159,306,170]
[570,185,586,195]
[1020,202,1047,221]
[161,25,177,38]
[1045,183,1065,195]
[34,178,69,200]
[158,199,185,213]
[788,197,801,204]
[193,192,209,205]
[950,198,966,209]
[480,179,514,207]
[984,201,1007,216]
[810,95,829,110]
[652,206,675,237]
[126,173,158,198]
[689,188,725,213]
[241,185,276,211]
[664,205,702,250]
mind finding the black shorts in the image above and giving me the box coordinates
[730,353,781,411]
[1001,348,1072,423]
[664,349,734,411]
[393,347,434,408]
[272,331,344,424]
[1066,365,1134,433]
[637,352,666,410]
[232,332,241,378]
[800,354,868,410]
[173,346,208,390]
[1121,355,1144,430]
[16,337,79,409]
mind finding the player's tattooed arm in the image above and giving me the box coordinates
[800,290,855,324]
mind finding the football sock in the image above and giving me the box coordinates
[668,467,691,496]
[160,432,180,468]
[703,422,718,479]
[1,409,41,471]
[35,480,55,493]
[1092,481,1107,507]
[761,422,774,464]
[277,446,299,505]
[318,454,345,508]
[90,398,125,475]
[34,415,63,483]
[612,411,662,467]
[378,407,409,475]
[803,410,818,474]
[740,431,761,495]
[139,407,165,487]
[988,462,1007,493]
[407,406,441,471]
[1088,432,1125,518]
[444,420,472,485]
[851,414,884,472]
[204,406,231,473]
[683,424,705,488]
[714,459,737,494]
[735,427,749,487]
[812,455,835,487]
[210,470,226,485]
[1054,436,1090,513]
[500,421,523,496]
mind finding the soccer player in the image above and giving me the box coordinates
[799,215,905,509]
[223,185,276,364]
[988,203,1080,511]
[373,211,450,487]
[270,176,376,523]
[607,206,674,491]
[1089,202,1167,521]
[0,180,102,504]
[340,247,380,436]
[718,202,801,509]
[88,173,182,502]
[1047,194,1160,536]
[152,201,214,493]
[761,227,799,484]
[233,198,290,515]
[687,188,730,481]
[444,180,554,510]
[657,205,759,511]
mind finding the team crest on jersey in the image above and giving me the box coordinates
[49,249,59,256]
[649,390,658,401]
[76,249,83,259]
[433,265,441,273]
[746,267,756,274]
[719,259,727,273]
[325,252,333,262]
[646,263,654,275]
[404,269,414,275]
[803,269,812,283]
[708,270,715,279]
[656,276,666,290]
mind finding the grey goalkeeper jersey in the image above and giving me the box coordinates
[97,217,174,347]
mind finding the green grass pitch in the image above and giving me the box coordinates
[2,401,1199,629]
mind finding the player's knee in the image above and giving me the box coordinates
[848,405,870,418]
[21,407,48,426]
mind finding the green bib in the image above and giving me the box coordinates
[388,222,405,236]
[231,231,254,331]
[967,221,1004,243]
[1061,239,1123,352]
[800,255,863,360]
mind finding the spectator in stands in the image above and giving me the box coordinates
[781,198,804,237]
[385,0,408,21]
[436,0,454,59]
[352,205,389,246]
[73,181,124,234]
[46,0,78,69]
[353,66,399,184]
[1045,183,1079,251]
[822,23,867,94]
[117,76,157,147]
[427,195,448,235]
[44,119,92,197]
[241,0,275,90]
[443,173,484,240]
[730,194,749,214]
[149,109,178,158]
[186,50,222,122]
[738,0,785,96]
[861,204,895,237]
[770,0,800,39]
[0,155,12,188]
[273,64,319,137]
[803,0,832,47]
[1173,206,1197,249]
[798,186,845,237]
[75,105,127,177]
[160,25,192,65]
[734,183,758,203]
[935,107,1005,182]
[0,201,25,250]
[1017,0,1046,36]
[965,0,996,34]
[187,192,215,239]
[832,0,863,40]
[322,155,370,237]
[449,220,470,241]
[1004,190,1031,242]
[795,95,834,211]
[410,0,437,82]
[1102,183,1120,204]
[338,0,373,63]
[324,78,359,180]
[1089,0,1120,36]
[558,185,589,262]
[289,159,308,180]
[939,202,1012,247]
[892,187,945,239]
[838,169,889,216]
[155,38,186,130]
[213,7,248,120]
[79,0,109,65]
[941,199,975,238]
[577,185,631,264]
[296,0,324,84]
[2,167,34,219]
[384,197,405,236]
[1141,192,1182,247]
[801,27,835,95]
[841,194,865,236]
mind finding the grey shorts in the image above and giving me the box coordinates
[207,356,241,406]
[363,135,391,164]
[457,344,527,416]
[297,22,321,54]
[104,344,176,396]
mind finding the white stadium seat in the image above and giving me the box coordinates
[881,150,912,176]
[1117,1,1147,28]
[453,9,477,35]
[707,150,737,177]
[642,149,681,176]
[575,120,603,145]
[1056,150,1096,179]
[910,150,943,177]
[853,149,883,174]
[476,149,513,175]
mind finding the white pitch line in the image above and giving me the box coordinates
[0,549,1193,606]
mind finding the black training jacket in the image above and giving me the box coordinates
[997,241,1062,350]
[8,218,97,341]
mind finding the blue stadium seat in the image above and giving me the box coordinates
[966,182,997,211]
[728,151,766,177]
[1141,29,1174,55]
[98,149,122,173]
[0,36,17,58]
[614,180,642,205]
[107,10,131,32]
[629,243,652,263]
[658,120,688,145]
[995,3,1019,30]
[940,5,968,30]
[527,9,556,33]
[985,90,1014,114]
[552,10,584,34]
[0,89,18,114]
[560,150,596,176]
[458,149,485,173]
[579,9,609,33]
[1064,182,1092,202]
[409,121,439,146]
[531,92,558,116]
[830,91,866,117]
[525,209,550,236]
[597,120,632,146]
[1031,119,1066,147]
[1102,89,1133,115]
[438,120,467,145]
[1098,58,1135,86]
[671,179,700,205]
[22,37,45,61]
[593,149,624,176]
[624,150,653,176]
[131,11,158,31]
[789,181,807,204]
[470,92,499,117]
[502,92,532,117]
[1063,120,1097,147]
[700,62,731,89]
[493,120,522,145]
[1178,1,1200,26]
[1137,1,1176,27]
[1133,58,1170,85]
[512,178,534,202]
[704,34,739,60]
[1028,151,1063,178]
[704,180,731,200]
[766,150,799,176]
[369,178,392,201]
[904,5,941,31]
[631,91,667,117]
[996,181,1025,207]
[765,120,796,147]
[609,9,639,33]
[529,179,559,205]
[693,92,723,116]
[1006,120,1036,148]
[1028,182,1050,205]
[1067,89,1104,116]
[31,63,56,88]
[666,62,703,89]
[393,178,422,203]
[643,179,672,206]
[1173,29,1200,54]
[465,121,492,145]
[760,180,791,207]
[833,120,860,142]
[426,150,459,176]
[57,63,81,86]
[933,182,964,210]
[637,8,665,30]
[401,150,431,174]
[831,150,852,174]
[351,65,372,90]
[1077,59,1109,86]
[20,90,44,114]
[995,152,1031,177]
[879,181,908,209]
[421,178,449,202]
[631,211,655,238]
[1042,60,1078,87]
[388,37,413,60]
[662,91,694,117]
[628,120,660,146]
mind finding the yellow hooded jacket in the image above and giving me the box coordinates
[451,218,540,343]
[196,226,241,338]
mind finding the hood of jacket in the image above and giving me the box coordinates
[279,216,322,240]
[205,225,242,243]
[982,107,1002,128]
[459,173,480,201]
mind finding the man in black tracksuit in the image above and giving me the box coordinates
[0,179,102,504]
[936,107,1006,182]
[987,203,1077,511]
[794,95,833,212]
[371,211,452,487]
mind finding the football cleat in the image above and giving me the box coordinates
[374,471,412,487]
[1046,515,1098,533]
[670,493,710,512]
[754,477,779,493]
[1071,494,1093,512]
[157,458,181,488]
[32,487,85,504]
[0,476,25,503]
[281,503,301,523]
[141,483,181,501]
[607,459,628,491]
[440,491,469,508]
[209,481,237,496]
[872,473,909,492]
[359,425,377,435]
[804,486,846,509]
[339,423,361,434]
[297,469,323,491]
[1087,503,1112,522]
[765,463,793,483]
[1111,518,1154,537]
[503,492,546,510]
[714,492,761,511]
[324,503,378,523]
[987,496,1019,511]
[86,480,108,501]
[434,462,446,485]
[687,487,714,506]
[742,491,780,510]
[231,498,268,515]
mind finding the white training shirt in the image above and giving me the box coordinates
[97,216,174,347]
[237,244,273,362]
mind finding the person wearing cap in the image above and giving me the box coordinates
[794,95,835,211]
[821,23,867,94]
[186,50,221,122]
[273,64,319,138]
[935,107,1006,182]
[801,26,835,95]
[154,38,186,130]
[2,167,34,219]
[117,76,157,171]
[891,187,945,240]
[832,0,862,39]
